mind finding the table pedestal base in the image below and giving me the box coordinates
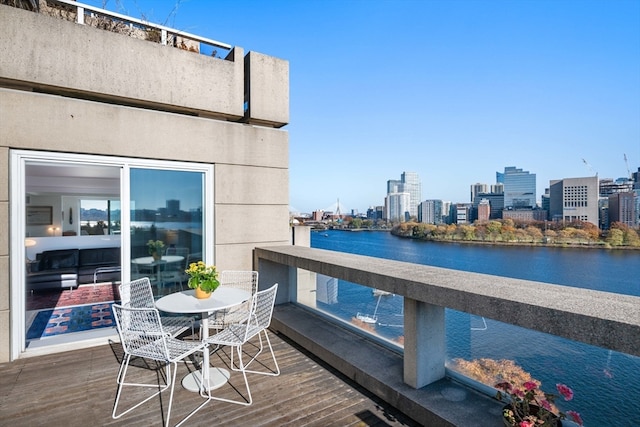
[182,367,230,392]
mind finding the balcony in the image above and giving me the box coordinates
[2,243,637,425]
[255,242,640,425]
[0,332,420,426]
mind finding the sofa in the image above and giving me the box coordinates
[27,247,121,292]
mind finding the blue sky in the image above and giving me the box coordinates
[89,0,639,214]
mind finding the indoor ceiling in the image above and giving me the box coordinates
[26,163,120,195]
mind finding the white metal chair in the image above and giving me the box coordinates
[111,304,208,427]
[119,277,194,338]
[203,283,279,406]
[206,270,258,331]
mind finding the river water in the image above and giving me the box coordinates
[311,229,640,426]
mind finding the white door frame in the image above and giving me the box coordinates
[10,150,214,360]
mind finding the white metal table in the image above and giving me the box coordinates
[155,287,251,392]
[131,255,184,285]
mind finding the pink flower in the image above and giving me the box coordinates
[556,383,574,401]
[539,399,552,411]
[523,381,538,391]
[519,421,534,427]
[513,388,525,398]
[567,410,584,426]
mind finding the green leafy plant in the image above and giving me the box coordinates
[147,239,165,255]
[495,380,583,427]
[185,261,220,293]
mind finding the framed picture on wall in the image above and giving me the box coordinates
[26,206,53,225]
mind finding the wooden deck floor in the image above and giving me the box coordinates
[0,331,421,427]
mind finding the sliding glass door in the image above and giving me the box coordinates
[129,168,206,297]
[11,150,214,359]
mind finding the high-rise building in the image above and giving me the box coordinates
[600,178,634,197]
[502,166,536,208]
[549,176,599,226]
[608,192,636,227]
[491,183,504,194]
[470,183,489,203]
[386,192,411,222]
[455,203,472,224]
[442,201,453,224]
[418,199,444,224]
[477,199,491,222]
[541,188,550,218]
[401,172,421,218]
[473,192,504,220]
[387,179,402,194]
[386,172,421,219]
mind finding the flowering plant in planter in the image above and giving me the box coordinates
[147,240,165,256]
[495,380,583,427]
[185,261,220,293]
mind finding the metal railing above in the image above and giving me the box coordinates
[49,0,231,53]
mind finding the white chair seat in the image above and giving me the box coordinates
[206,271,257,331]
[111,305,208,427]
[120,277,194,338]
[202,283,280,406]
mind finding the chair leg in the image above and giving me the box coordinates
[112,355,170,420]
[200,344,252,406]
[234,330,280,376]
[172,350,213,427]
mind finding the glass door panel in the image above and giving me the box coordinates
[130,168,204,297]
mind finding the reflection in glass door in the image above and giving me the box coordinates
[130,168,205,298]
[23,161,122,350]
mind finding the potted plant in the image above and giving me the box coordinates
[147,240,165,261]
[495,380,583,427]
[185,261,220,299]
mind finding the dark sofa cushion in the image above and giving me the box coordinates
[79,247,120,266]
[78,247,121,284]
[28,247,122,290]
[38,249,79,271]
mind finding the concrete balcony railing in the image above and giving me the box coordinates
[0,2,289,127]
[254,240,640,425]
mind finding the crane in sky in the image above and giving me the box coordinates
[624,153,631,179]
[582,158,597,176]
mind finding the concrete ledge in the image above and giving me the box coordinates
[271,303,503,427]
[257,245,640,356]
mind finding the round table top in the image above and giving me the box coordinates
[132,255,184,265]
[155,286,251,315]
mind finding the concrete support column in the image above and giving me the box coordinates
[256,258,295,305]
[291,225,311,247]
[403,297,446,388]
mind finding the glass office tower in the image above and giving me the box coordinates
[502,166,536,208]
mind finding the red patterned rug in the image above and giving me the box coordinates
[27,283,121,311]
[26,303,115,339]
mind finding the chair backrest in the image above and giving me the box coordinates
[165,246,190,257]
[252,283,278,330]
[112,304,169,361]
[220,270,259,295]
[119,277,155,308]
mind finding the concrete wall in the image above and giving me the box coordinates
[1,5,244,119]
[245,51,290,127]
[0,4,290,361]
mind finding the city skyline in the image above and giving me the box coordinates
[296,164,638,216]
[86,0,640,214]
